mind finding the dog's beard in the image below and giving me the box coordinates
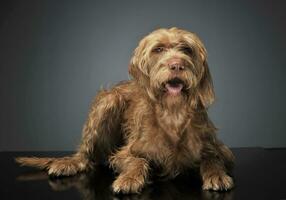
[163,77,185,96]
[149,74,194,110]
[162,77,189,108]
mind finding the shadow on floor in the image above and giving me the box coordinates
[16,165,234,200]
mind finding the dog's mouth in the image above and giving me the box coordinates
[164,78,185,95]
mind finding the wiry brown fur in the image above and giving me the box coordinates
[16,27,234,193]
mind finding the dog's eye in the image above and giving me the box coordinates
[152,47,164,53]
[181,47,193,56]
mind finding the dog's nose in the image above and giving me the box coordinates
[168,59,185,71]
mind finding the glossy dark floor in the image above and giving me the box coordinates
[1,148,286,200]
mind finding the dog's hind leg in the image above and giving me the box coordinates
[16,84,128,176]
[77,86,127,165]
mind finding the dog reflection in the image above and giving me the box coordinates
[17,167,234,200]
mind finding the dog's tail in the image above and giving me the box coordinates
[15,157,54,169]
[15,154,89,176]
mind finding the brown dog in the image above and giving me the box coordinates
[16,27,234,194]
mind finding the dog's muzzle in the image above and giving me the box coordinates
[164,77,185,95]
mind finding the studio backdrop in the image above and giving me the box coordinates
[1,0,285,151]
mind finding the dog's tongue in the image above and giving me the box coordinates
[165,83,183,95]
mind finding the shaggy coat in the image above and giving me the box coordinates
[16,27,234,194]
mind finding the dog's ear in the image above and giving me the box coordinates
[185,32,215,108]
[183,32,215,108]
[128,40,150,85]
[197,60,215,108]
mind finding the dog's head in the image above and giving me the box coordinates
[129,27,214,108]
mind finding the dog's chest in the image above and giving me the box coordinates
[148,134,200,176]
[156,108,190,143]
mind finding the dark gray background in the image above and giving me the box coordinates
[1,0,285,151]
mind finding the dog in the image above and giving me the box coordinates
[16,27,234,194]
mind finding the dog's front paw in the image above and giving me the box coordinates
[48,161,82,176]
[112,175,145,194]
[202,172,234,191]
